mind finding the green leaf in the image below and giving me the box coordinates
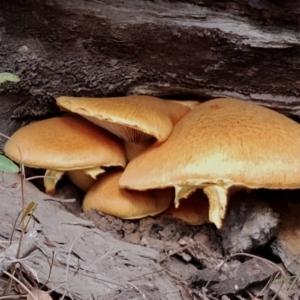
[0,73,20,85]
[0,155,20,173]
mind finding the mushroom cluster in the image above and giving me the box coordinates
[56,95,198,160]
[4,96,300,228]
[4,95,196,220]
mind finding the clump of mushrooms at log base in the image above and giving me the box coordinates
[4,95,300,229]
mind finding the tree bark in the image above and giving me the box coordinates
[1,0,300,147]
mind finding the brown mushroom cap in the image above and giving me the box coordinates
[56,95,191,143]
[56,95,192,160]
[163,190,209,225]
[4,116,126,194]
[4,116,126,169]
[119,98,300,228]
[83,170,173,219]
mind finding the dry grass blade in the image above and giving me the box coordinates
[20,202,37,225]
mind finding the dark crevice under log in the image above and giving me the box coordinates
[1,0,300,147]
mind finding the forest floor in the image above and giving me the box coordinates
[0,172,300,300]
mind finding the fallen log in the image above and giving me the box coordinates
[1,0,300,148]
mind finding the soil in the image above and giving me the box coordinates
[70,187,299,299]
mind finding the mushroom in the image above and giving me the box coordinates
[56,95,193,160]
[83,170,173,219]
[119,97,300,228]
[66,168,105,192]
[162,190,209,225]
[4,116,126,194]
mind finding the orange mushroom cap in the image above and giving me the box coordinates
[119,98,300,228]
[4,116,126,194]
[56,95,193,160]
[83,170,173,219]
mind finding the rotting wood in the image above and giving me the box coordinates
[1,0,300,149]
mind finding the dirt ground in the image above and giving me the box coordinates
[73,187,300,300]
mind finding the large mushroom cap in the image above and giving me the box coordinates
[4,116,126,194]
[119,98,300,228]
[56,95,192,160]
[83,170,173,219]
[4,116,126,169]
[56,95,191,143]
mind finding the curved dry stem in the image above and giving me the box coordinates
[3,270,38,300]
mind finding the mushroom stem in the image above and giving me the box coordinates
[44,169,65,195]
[124,141,153,161]
[203,185,229,229]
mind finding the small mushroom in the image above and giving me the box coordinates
[83,170,173,219]
[4,116,126,194]
[56,95,193,160]
[66,168,105,192]
[162,189,209,225]
[119,98,300,228]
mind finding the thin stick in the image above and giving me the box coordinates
[158,241,220,264]
[204,253,286,289]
